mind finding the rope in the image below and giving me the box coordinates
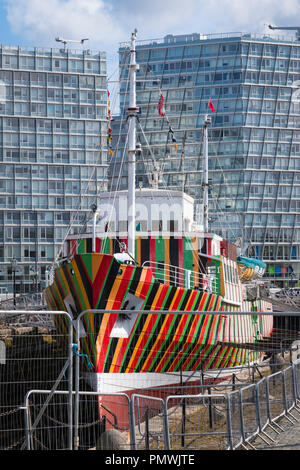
[72,343,94,371]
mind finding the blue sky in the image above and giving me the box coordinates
[1,0,300,80]
[0,2,18,45]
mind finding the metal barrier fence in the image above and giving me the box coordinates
[1,309,300,450]
[0,310,73,450]
[165,392,230,450]
[226,359,300,450]
[24,390,131,450]
[20,359,300,451]
[131,394,168,450]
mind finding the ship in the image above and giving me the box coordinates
[44,30,273,434]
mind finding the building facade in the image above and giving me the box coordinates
[110,32,300,287]
[0,45,108,295]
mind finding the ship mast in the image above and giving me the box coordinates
[127,29,139,258]
[202,114,211,233]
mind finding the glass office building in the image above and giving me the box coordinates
[110,32,300,287]
[0,45,108,295]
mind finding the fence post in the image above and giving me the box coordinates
[295,359,300,401]
[181,398,186,448]
[163,398,170,450]
[225,393,233,450]
[292,362,298,404]
[238,389,244,443]
[129,396,137,450]
[282,366,298,423]
[145,406,150,450]
[74,313,82,450]
[67,314,73,450]
[24,392,34,450]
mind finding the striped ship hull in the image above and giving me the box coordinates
[44,252,273,395]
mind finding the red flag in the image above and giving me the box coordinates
[158,93,165,117]
[208,99,216,112]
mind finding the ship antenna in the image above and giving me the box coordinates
[202,114,211,233]
[127,29,139,258]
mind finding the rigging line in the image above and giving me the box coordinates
[136,117,177,206]
[105,133,129,237]
[55,73,129,261]
[142,63,209,168]
[206,145,243,240]
[198,124,234,238]
[53,56,132,264]
[106,49,131,193]
[135,76,209,273]
[211,197,240,242]
[109,78,120,114]
[65,122,114,259]
[137,118,207,277]
[143,64,182,148]
[53,165,98,264]
[136,117,157,169]
[104,57,131,237]
[75,115,129,254]
[68,105,127,258]
[112,54,208,277]
[45,57,134,266]
[99,74,130,244]
[107,60,123,82]
[134,75,180,197]
[168,123,210,276]
[103,78,130,238]
[137,117,180,218]
[59,155,106,260]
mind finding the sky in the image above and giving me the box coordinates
[1,0,300,80]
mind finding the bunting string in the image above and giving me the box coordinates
[208,98,216,112]
[157,89,178,153]
[158,93,165,117]
[107,90,113,156]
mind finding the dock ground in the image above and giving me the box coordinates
[251,409,300,450]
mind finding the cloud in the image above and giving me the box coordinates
[4,0,300,109]
[109,0,199,36]
[4,0,123,51]
[4,0,201,51]
[212,0,300,33]
[4,0,300,55]
[109,0,300,39]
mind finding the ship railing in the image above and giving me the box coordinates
[141,261,218,293]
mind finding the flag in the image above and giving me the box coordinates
[107,91,113,155]
[158,93,165,116]
[208,99,216,112]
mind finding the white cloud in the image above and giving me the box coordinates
[208,0,300,34]
[5,0,123,50]
[109,0,199,36]
[4,0,300,56]
[4,0,300,112]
